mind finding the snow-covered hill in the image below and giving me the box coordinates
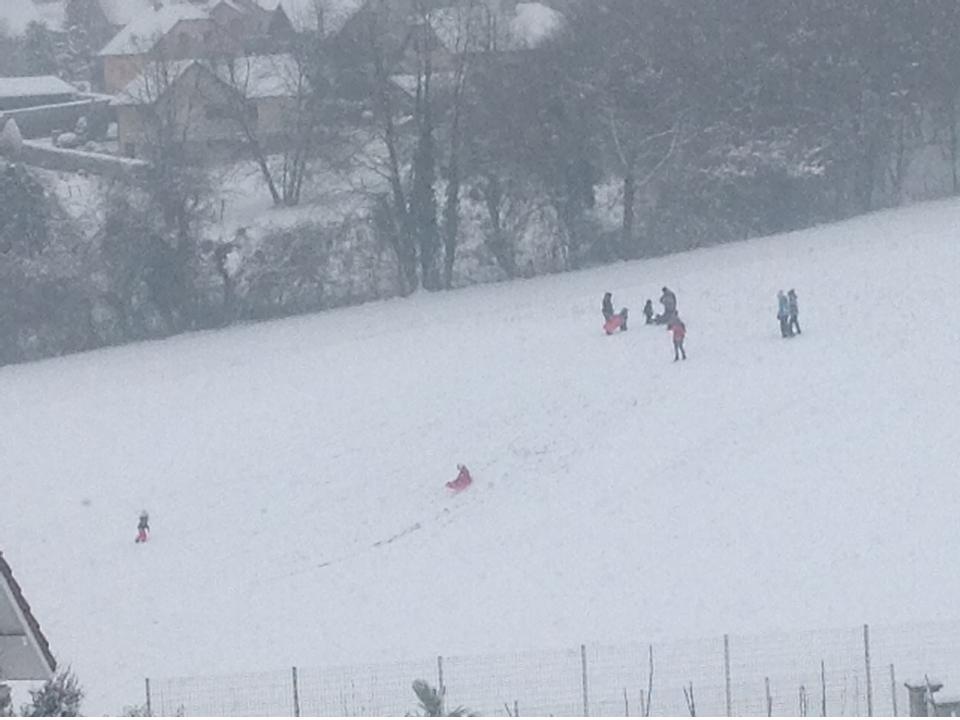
[4,199,960,715]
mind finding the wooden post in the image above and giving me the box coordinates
[624,687,629,716]
[291,666,300,717]
[581,644,589,717]
[437,655,445,716]
[765,677,772,717]
[890,664,898,717]
[723,634,732,716]
[820,660,827,717]
[144,678,152,717]
[864,624,873,717]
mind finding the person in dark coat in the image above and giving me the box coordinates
[787,289,801,336]
[602,292,614,322]
[643,299,655,325]
[135,510,150,543]
[658,286,677,323]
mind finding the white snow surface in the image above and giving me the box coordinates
[4,199,960,714]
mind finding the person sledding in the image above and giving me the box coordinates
[135,510,150,543]
[602,292,615,323]
[604,307,629,334]
[668,316,687,361]
[446,464,473,493]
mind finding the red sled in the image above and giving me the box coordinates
[446,466,473,493]
[603,314,624,335]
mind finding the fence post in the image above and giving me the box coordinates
[864,624,873,717]
[723,634,732,717]
[291,666,300,717]
[890,664,898,717]
[820,660,826,717]
[144,678,152,717]
[437,655,445,714]
[581,644,589,717]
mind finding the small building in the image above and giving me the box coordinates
[112,53,302,158]
[0,550,57,682]
[0,76,81,111]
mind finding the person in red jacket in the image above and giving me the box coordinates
[668,317,687,361]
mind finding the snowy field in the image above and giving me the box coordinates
[4,199,960,714]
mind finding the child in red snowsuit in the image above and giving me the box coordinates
[447,465,473,492]
[668,318,687,361]
[135,511,150,543]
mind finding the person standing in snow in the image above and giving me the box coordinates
[668,316,687,361]
[135,510,150,543]
[602,292,614,322]
[643,299,654,325]
[787,289,801,336]
[777,290,792,338]
[659,286,677,323]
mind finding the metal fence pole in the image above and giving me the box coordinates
[724,634,732,717]
[581,644,589,717]
[864,624,873,717]
[144,677,152,717]
[890,664,898,717]
[291,666,300,717]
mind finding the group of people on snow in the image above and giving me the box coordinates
[776,289,801,338]
[602,286,686,361]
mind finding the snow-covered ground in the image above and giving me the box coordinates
[4,198,960,715]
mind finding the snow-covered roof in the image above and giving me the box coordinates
[113,54,300,105]
[111,58,195,105]
[0,551,57,682]
[429,1,563,54]
[98,3,210,56]
[0,0,43,36]
[97,0,156,28]
[206,53,302,97]
[257,0,366,34]
[0,75,79,100]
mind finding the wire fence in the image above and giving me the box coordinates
[146,620,960,716]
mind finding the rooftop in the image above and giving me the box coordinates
[0,75,79,100]
[98,3,210,56]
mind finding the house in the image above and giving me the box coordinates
[112,53,301,157]
[0,550,57,682]
[97,1,276,94]
[0,75,80,111]
[258,0,367,37]
[98,4,214,93]
[65,0,156,34]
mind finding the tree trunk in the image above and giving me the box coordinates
[621,171,635,259]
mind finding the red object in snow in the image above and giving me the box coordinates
[135,529,148,543]
[603,314,624,335]
[669,319,686,341]
[446,465,473,492]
